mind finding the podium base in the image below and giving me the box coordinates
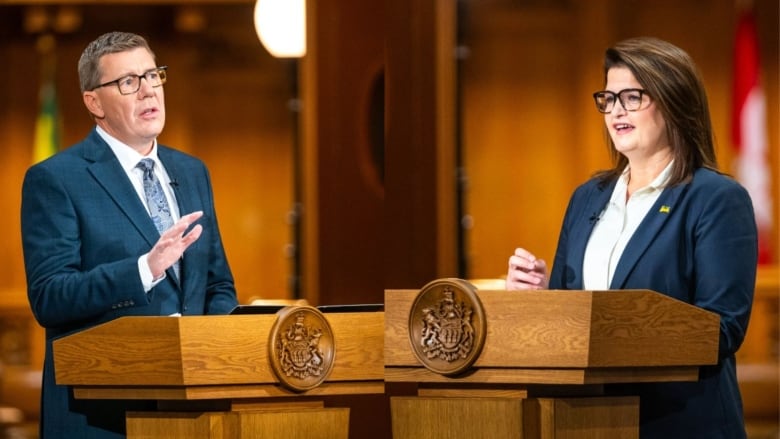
[392,396,523,439]
[127,406,350,439]
[391,396,638,439]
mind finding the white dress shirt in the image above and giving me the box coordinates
[582,161,673,290]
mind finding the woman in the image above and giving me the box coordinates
[506,37,757,438]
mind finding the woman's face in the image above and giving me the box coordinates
[604,67,670,163]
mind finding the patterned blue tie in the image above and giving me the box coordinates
[137,158,174,235]
[137,158,179,282]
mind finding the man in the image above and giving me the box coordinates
[21,31,238,438]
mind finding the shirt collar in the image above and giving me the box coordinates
[95,126,160,174]
[649,160,674,189]
[611,160,674,205]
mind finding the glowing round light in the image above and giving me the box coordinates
[253,0,306,58]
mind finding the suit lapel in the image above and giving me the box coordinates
[83,131,161,247]
[609,183,687,288]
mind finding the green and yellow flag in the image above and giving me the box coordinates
[33,81,59,164]
[33,35,60,164]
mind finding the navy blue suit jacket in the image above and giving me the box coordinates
[21,128,238,438]
[549,168,757,438]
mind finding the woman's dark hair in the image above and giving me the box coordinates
[595,37,719,186]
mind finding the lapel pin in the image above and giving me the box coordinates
[659,205,671,214]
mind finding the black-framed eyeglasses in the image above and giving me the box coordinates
[592,88,649,113]
[92,66,168,95]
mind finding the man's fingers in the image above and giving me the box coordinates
[182,224,203,244]
[149,215,204,276]
[162,211,203,238]
[180,210,204,224]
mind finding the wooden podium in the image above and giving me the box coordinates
[53,307,384,439]
[385,279,720,439]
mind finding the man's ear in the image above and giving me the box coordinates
[83,91,105,119]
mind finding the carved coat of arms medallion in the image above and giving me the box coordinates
[408,278,486,376]
[268,306,335,391]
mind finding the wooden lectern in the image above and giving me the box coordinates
[53,308,384,439]
[385,280,720,439]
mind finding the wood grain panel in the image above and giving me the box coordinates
[126,407,349,439]
[126,411,234,439]
[54,313,384,387]
[588,291,720,366]
[391,396,524,439]
[524,396,639,439]
[386,289,718,370]
[73,381,384,401]
[236,408,349,439]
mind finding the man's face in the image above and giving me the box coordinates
[83,47,166,154]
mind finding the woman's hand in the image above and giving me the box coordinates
[506,247,549,290]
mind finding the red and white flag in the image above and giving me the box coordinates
[732,10,774,264]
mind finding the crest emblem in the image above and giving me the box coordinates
[408,278,486,376]
[269,306,335,391]
[421,288,474,361]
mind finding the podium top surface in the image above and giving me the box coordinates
[53,311,384,388]
[385,288,720,370]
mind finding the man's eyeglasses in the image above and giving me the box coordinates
[92,66,168,95]
[592,88,649,113]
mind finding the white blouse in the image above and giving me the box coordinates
[582,162,673,290]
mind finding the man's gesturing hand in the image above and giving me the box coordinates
[148,211,204,280]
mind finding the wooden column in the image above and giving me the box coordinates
[385,0,459,289]
[300,0,385,305]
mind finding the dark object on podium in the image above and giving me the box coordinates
[230,303,383,315]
